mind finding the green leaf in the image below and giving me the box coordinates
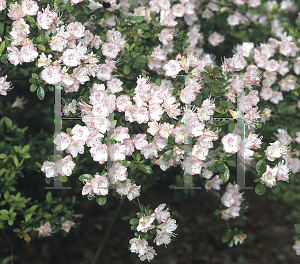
[37,86,45,100]
[123,161,131,167]
[295,224,300,231]
[30,84,38,92]
[255,183,266,195]
[163,149,173,162]
[137,23,149,30]
[155,78,161,86]
[54,204,63,212]
[25,213,32,222]
[216,163,225,172]
[27,16,35,24]
[150,12,156,23]
[225,159,237,167]
[79,174,94,181]
[8,219,14,226]
[37,44,45,51]
[13,155,19,167]
[0,41,5,54]
[35,162,42,168]
[131,16,144,23]
[22,153,31,159]
[215,145,223,153]
[208,162,217,171]
[124,64,130,75]
[135,55,148,64]
[129,218,139,225]
[220,165,230,183]
[222,232,231,243]
[46,191,52,202]
[96,196,107,206]
[137,164,153,174]
[32,73,39,79]
[167,135,175,145]
[270,185,280,194]
[21,145,30,154]
[256,159,266,173]
[135,152,141,162]
[228,122,235,132]
[4,117,12,127]
[0,153,7,159]
[60,176,68,182]
[66,2,74,12]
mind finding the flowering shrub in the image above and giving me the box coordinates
[1,0,300,262]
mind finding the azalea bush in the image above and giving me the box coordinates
[1,0,300,262]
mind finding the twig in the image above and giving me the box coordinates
[1,230,13,264]
[210,1,267,39]
[90,197,125,264]
[237,155,260,178]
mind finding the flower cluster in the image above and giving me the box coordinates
[129,203,177,262]
[220,183,244,221]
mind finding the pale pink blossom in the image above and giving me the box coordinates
[205,175,224,190]
[37,222,52,237]
[61,221,75,233]
[208,32,225,47]
[137,215,155,233]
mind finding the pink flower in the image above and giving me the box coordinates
[41,160,56,178]
[222,133,241,154]
[0,0,6,12]
[154,203,170,223]
[137,215,155,233]
[37,5,58,30]
[208,32,225,47]
[163,59,182,78]
[159,28,173,46]
[265,141,289,161]
[127,184,141,201]
[11,96,28,109]
[129,236,149,256]
[261,165,278,188]
[205,175,224,190]
[53,132,72,151]
[37,222,52,237]
[227,11,243,26]
[41,66,62,85]
[294,60,300,75]
[260,43,275,59]
[269,91,283,104]
[293,241,300,255]
[276,160,290,182]
[260,87,273,101]
[233,0,246,7]
[265,59,280,72]
[247,0,261,8]
[0,76,12,96]
[20,43,38,63]
[108,163,127,184]
[21,0,39,16]
[61,221,75,233]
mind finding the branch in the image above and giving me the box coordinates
[90,197,125,264]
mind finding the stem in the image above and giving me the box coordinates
[1,230,13,264]
[237,155,260,178]
[90,197,125,264]
[210,1,267,39]
[226,221,231,230]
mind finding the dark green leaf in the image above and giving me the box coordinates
[270,185,280,194]
[255,183,266,195]
[79,174,94,181]
[37,86,45,100]
[96,196,107,206]
[222,232,230,243]
[163,149,173,162]
[129,218,139,225]
[135,55,148,64]
[137,164,153,174]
